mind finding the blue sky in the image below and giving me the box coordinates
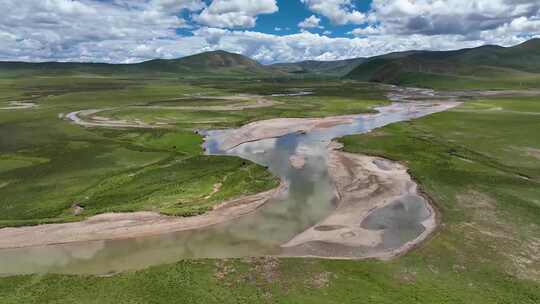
[259,1,372,37]
[1,0,540,63]
[256,1,315,35]
[207,0,373,38]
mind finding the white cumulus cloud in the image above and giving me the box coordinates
[301,0,366,25]
[0,0,206,62]
[1,0,540,64]
[194,0,278,28]
[348,0,540,55]
[358,0,540,37]
[298,15,323,29]
[192,27,485,64]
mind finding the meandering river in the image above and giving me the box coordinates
[0,87,461,275]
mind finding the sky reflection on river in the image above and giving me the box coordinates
[0,94,459,275]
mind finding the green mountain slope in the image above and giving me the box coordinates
[346,39,540,89]
[271,58,366,76]
[0,50,278,78]
[139,50,272,76]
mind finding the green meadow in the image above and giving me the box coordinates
[0,71,539,302]
[0,75,385,227]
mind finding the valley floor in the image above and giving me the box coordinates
[0,77,385,227]
[0,75,539,302]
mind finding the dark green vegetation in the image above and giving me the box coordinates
[139,50,274,77]
[0,72,385,227]
[270,57,366,76]
[346,39,540,89]
[0,106,277,226]
[0,50,278,79]
[1,96,539,302]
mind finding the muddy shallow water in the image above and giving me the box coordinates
[0,89,460,275]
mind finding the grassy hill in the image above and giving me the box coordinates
[139,50,273,76]
[346,39,540,89]
[0,50,279,78]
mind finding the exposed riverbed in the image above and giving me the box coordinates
[0,88,460,275]
[0,100,37,110]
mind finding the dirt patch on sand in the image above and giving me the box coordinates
[281,142,437,260]
[0,181,287,249]
[289,154,306,169]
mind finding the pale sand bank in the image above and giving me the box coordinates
[0,182,288,249]
[281,142,438,260]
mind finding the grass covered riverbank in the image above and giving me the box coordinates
[1,93,538,302]
[0,76,385,227]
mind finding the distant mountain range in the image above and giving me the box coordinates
[2,39,540,86]
[345,38,540,87]
[270,58,367,76]
[0,50,276,78]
